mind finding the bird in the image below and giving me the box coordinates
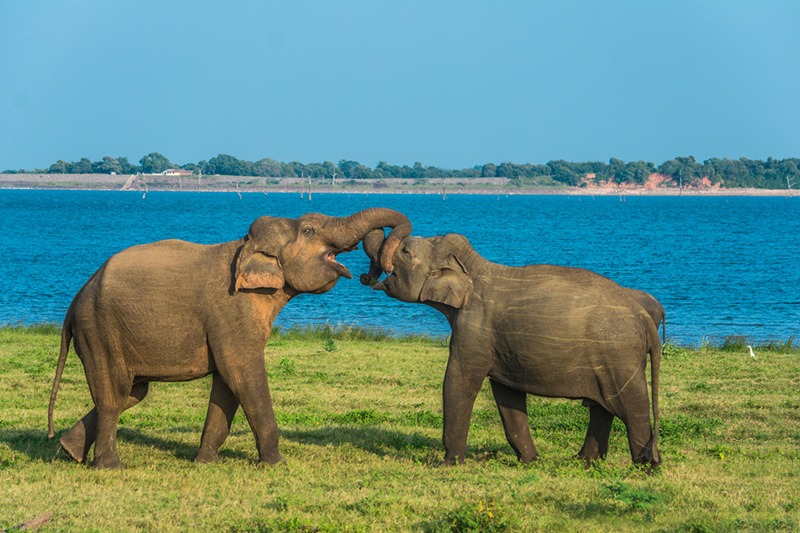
[747,345,756,359]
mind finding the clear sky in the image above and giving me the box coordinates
[2,1,799,171]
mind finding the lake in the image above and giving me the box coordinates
[1,189,798,346]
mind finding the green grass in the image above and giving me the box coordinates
[1,325,798,532]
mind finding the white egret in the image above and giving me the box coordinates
[747,345,756,359]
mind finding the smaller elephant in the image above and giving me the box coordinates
[626,289,666,345]
[361,230,661,468]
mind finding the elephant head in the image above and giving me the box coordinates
[236,208,411,295]
[362,231,473,309]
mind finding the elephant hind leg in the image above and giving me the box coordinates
[195,373,240,464]
[60,382,150,464]
[613,387,658,468]
[489,380,538,463]
[575,400,615,467]
[59,408,98,464]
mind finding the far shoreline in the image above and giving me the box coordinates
[0,173,796,197]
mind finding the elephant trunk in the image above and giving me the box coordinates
[323,208,412,274]
[360,228,386,286]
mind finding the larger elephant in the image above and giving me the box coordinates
[361,230,661,468]
[48,208,411,468]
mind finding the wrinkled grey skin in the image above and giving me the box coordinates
[362,230,661,468]
[48,208,411,469]
[626,288,666,345]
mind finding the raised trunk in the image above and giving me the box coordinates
[323,208,412,273]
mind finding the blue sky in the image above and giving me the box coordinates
[2,1,799,171]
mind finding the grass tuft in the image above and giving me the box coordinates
[425,500,513,533]
[271,323,448,345]
[0,321,62,335]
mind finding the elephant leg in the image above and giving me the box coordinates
[441,354,487,466]
[59,408,97,464]
[575,400,615,466]
[87,373,140,469]
[196,373,240,463]
[609,378,659,467]
[489,380,538,463]
[59,382,149,464]
[216,355,283,465]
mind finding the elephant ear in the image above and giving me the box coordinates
[420,255,473,309]
[235,237,285,291]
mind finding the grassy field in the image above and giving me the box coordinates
[1,324,798,532]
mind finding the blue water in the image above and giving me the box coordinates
[1,190,798,346]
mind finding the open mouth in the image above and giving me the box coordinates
[325,249,353,279]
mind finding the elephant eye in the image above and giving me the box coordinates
[302,227,315,236]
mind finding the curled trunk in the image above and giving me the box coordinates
[323,208,412,273]
[360,228,386,285]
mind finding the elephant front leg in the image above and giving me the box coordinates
[196,373,240,463]
[440,356,486,466]
[59,382,149,464]
[575,400,615,466]
[217,358,284,466]
[489,380,538,463]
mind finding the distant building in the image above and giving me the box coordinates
[162,168,194,176]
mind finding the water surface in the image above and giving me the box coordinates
[2,190,797,346]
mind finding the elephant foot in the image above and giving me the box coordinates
[257,451,286,466]
[194,447,222,464]
[437,455,465,467]
[575,435,608,468]
[92,455,124,469]
[59,434,91,464]
[517,452,539,465]
[572,452,599,469]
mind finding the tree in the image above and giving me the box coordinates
[93,156,123,174]
[117,157,138,174]
[207,154,253,176]
[546,160,580,186]
[140,153,172,174]
[496,162,521,179]
[70,158,93,174]
[254,158,281,177]
[481,163,497,178]
[338,160,360,179]
[657,156,702,185]
[48,160,68,173]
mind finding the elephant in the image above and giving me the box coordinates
[361,230,661,468]
[48,208,411,468]
[626,288,666,345]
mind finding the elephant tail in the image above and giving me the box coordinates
[662,312,666,346]
[48,325,72,438]
[646,322,661,466]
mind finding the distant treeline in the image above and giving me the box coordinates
[4,153,799,189]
